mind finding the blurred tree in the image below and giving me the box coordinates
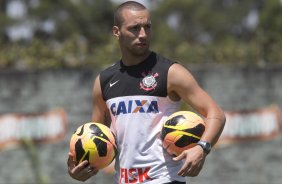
[257,0,282,63]
[150,0,268,64]
[152,0,259,43]
[0,0,117,69]
[0,0,10,43]
[29,0,114,46]
[1,0,282,69]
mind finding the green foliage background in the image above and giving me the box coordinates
[0,0,282,70]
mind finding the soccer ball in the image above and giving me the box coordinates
[161,111,206,156]
[69,122,117,169]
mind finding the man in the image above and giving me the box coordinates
[68,1,226,183]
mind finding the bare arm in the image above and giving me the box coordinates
[168,63,226,176]
[168,63,225,146]
[91,75,111,127]
[68,75,110,181]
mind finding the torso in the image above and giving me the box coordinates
[99,52,186,183]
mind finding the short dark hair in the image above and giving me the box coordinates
[114,1,147,27]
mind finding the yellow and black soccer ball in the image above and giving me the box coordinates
[69,122,117,169]
[161,111,206,156]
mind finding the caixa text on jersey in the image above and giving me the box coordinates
[110,100,159,115]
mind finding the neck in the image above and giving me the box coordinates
[121,50,151,66]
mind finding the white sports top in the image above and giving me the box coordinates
[100,52,186,184]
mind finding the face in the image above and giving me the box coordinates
[113,9,152,57]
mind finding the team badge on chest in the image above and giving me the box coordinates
[140,71,159,91]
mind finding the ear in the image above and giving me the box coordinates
[112,26,120,39]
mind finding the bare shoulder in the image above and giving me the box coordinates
[92,74,104,109]
[93,75,100,87]
[92,74,110,125]
[167,63,200,101]
[92,75,101,94]
[168,63,198,88]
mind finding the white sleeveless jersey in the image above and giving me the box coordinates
[100,52,186,184]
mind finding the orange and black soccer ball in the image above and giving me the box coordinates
[161,111,206,156]
[69,122,117,169]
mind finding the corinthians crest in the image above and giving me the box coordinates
[140,71,159,91]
